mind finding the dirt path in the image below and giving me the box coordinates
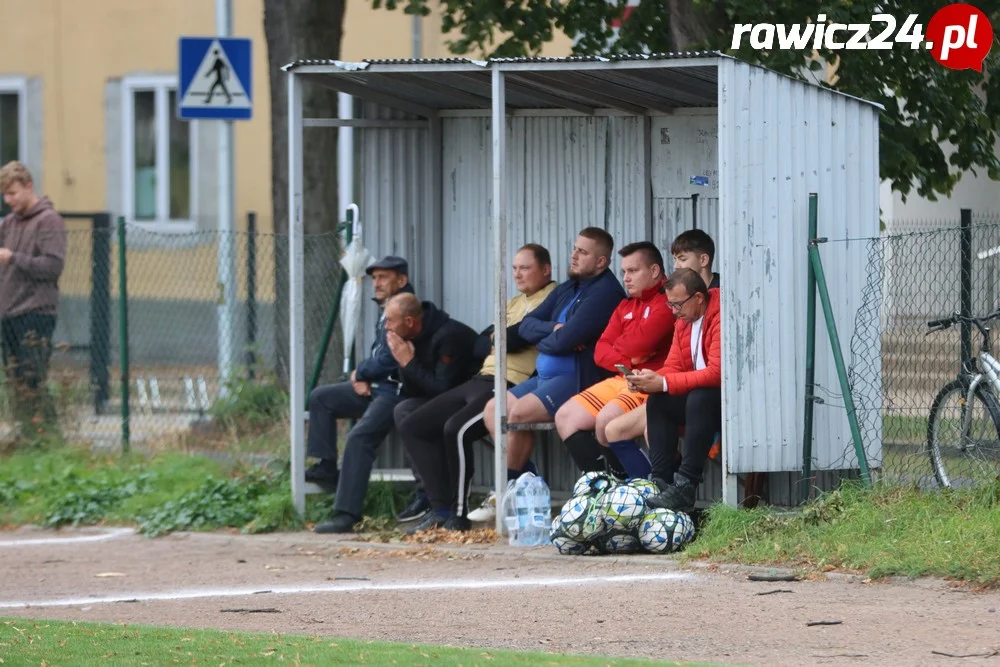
[2,526,999,666]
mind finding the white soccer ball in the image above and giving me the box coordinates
[638,508,681,553]
[600,484,648,531]
[572,471,616,498]
[552,495,593,541]
[625,478,659,502]
[597,529,641,554]
[671,510,696,547]
[551,534,589,555]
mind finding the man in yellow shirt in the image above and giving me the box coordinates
[397,244,556,533]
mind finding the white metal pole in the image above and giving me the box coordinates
[216,0,237,396]
[337,93,354,220]
[491,67,508,535]
[288,72,307,516]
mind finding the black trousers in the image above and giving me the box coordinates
[645,387,722,485]
[398,375,503,516]
[1,312,57,422]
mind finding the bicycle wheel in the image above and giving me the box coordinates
[927,379,1000,488]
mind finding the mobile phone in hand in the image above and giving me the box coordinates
[615,364,633,376]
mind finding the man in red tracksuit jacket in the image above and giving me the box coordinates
[626,267,721,511]
[554,242,675,476]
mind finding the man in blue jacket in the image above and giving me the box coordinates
[482,227,625,490]
[305,256,413,499]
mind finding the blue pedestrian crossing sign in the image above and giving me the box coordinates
[178,37,252,120]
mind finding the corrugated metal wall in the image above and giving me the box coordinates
[356,102,436,471]
[439,115,647,332]
[717,59,882,474]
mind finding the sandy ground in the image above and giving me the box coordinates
[1,526,999,666]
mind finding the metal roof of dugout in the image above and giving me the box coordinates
[284,52,884,526]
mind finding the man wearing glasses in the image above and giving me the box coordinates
[621,268,721,512]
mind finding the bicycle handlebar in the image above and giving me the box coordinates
[925,309,1000,335]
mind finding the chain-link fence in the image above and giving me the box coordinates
[0,214,350,455]
[848,212,1000,490]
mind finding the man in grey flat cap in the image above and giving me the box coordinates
[307,255,417,533]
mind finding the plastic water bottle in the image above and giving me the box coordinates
[527,475,552,546]
[504,473,534,546]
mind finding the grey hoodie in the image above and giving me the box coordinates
[0,196,66,317]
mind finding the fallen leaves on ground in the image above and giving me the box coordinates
[401,527,500,545]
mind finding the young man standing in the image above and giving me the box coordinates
[554,241,674,478]
[0,161,66,427]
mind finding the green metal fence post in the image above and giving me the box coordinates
[305,214,352,408]
[91,212,112,414]
[117,216,130,453]
[809,242,872,487]
[801,194,818,503]
[247,211,258,380]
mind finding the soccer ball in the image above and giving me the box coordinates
[672,510,696,546]
[596,529,641,554]
[572,471,617,498]
[551,495,593,541]
[638,508,680,553]
[552,535,589,555]
[550,520,589,554]
[580,501,609,542]
[600,484,648,531]
[625,478,659,502]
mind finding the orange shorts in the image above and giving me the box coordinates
[571,376,648,417]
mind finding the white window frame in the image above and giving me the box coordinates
[121,74,198,232]
[0,76,28,165]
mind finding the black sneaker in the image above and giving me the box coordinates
[406,512,446,535]
[314,511,358,534]
[443,515,471,532]
[405,513,471,535]
[396,491,431,523]
[646,474,697,513]
[304,460,339,491]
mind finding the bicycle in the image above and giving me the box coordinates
[925,309,1000,487]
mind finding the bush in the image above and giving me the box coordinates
[208,369,288,434]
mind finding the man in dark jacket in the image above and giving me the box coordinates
[482,227,625,489]
[317,292,479,533]
[0,161,66,428]
[306,256,412,516]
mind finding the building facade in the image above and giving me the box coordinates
[0,0,573,228]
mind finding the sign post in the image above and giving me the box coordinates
[178,28,252,395]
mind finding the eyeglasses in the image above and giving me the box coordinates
[667,293,696,311]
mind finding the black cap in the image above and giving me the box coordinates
[365,255,408,276]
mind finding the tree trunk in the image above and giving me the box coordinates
[665,0,726,50]
[264,0,347,389]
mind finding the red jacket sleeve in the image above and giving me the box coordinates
[593,303,626,372]
[612,300,675,361]
[664,314,721,394]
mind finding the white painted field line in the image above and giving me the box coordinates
[0,572,693,609]
[0,528,135,547]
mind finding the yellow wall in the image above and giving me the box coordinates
[0,0,573,227]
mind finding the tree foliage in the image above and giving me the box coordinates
[375,0,1000,203]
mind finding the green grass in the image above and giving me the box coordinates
[883,414,928,444]
[0,619,701,666]
[0,444,396,535]
[687,480,1000,586]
